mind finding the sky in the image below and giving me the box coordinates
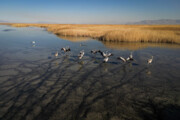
[0,0,180,24]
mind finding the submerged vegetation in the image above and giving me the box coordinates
[1,23,180,44]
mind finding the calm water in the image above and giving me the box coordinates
[0,25,180,120]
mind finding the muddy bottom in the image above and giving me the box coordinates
[0,25,180,120]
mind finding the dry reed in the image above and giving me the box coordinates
[2,23,180,44]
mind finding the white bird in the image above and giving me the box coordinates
[55,51,58,57]
[147,56,153,64]
[99,50,113,58]
[78,50,85,59]
[117,57,126,62]
[126,57,130,61]
[107,52,113,57]
[129,52,133,60]
[61,47,66,51]
[32,41,35,44]
[103,57,109,63]
[126,52,134,61]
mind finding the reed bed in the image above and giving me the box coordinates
[3,23,180,44]
[100,28,179,43]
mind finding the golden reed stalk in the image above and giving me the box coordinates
[3,23,180,44]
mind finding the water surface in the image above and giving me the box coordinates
[0,25,180,120]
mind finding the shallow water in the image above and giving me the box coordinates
[0,25,180,120]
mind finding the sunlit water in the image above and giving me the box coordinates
[0,25,180,120]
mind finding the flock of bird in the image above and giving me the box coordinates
[31,41,153,64]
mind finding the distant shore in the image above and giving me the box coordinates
[1,23,180,44]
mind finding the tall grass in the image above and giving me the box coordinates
[3,23,180,44]
[100,28,179,43]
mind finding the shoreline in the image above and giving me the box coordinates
[1,23,180,44]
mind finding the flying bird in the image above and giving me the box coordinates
[78,50,85,59]
[91,50,99,54]
[129,52,134,61]
[117,57,126,62]
[147,56,153,64]
[61,46,71,52]
[98,50,113,58]
[126,57,130,61]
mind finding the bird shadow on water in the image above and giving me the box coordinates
[0,26,180,120]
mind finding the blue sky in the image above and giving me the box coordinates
[0,0,180,24]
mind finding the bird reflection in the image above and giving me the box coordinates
[146,70,152,75]
[77,61,84,71]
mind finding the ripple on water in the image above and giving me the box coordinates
[0,25,180,120]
